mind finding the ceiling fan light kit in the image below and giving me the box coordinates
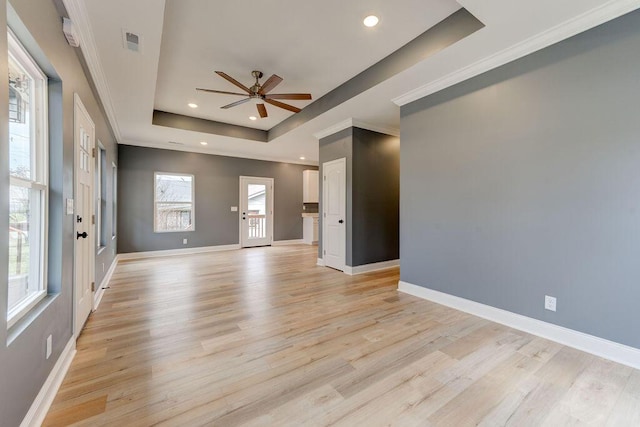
[196,70,312,119]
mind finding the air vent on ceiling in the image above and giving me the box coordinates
[168,141,184,145]
[122,29,142,53]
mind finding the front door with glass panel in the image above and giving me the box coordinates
[240,176,273,248]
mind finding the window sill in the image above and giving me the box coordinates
[97,246,106,255]
[7,293,58,345]
[7,290,46,329]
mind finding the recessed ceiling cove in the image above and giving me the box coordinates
[153,0,462,131]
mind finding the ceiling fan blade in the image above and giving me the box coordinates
[258,74,283,94]
[196,88,248,96]
[215,71,251,93]
[265,93,312,100]
[257,103,268,118]
[221,97,251,109]
[265,98,301,113]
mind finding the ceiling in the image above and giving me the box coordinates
[64,0,640,165]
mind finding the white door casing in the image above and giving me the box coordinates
[322,158,346,271]
[240,176,274,248]
[74,94,95,336]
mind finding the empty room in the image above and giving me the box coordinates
[2,1,640,426]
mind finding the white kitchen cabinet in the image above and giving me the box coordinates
[303,170,319,203]
[303,214,318,244]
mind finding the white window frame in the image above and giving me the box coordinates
[7,30,49,328]
[96,142,106,251]
[153,172,195,233]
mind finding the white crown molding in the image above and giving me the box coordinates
[393,0,640,106]
[118,244,241,261]
[63,0,122,142]
[344,259,400,276]
[119,140,319,166]
[398,281,640,370]
[313,118,400,140]
[20,338,76,427]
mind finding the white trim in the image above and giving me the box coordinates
[393,0,640,107]
[317,258,325,266]
[153,172,195,233]
[313,118,400,140]
[398,281,640,370]
[321,158,347,272]
[239,176,274,248]
[20,337,76,427]
[272,239,305,246]
[62,0,122,142]
[344,259,399,276]
[117,244,240,261]
[93,256,118,311]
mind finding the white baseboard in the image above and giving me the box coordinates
[93,255,119,311]
[398,281,640,370]
[317,258,325,266]
[272,239,305,246]
[21,337,76,427]
[118,244,241,261]
[344,259,400,276]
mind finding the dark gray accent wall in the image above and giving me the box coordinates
[117,145,316,253]
[352,128,400,266]
[400,9,640,349]
[0,0,118,425]
[318,127,399,267]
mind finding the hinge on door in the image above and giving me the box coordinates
[92,215,95,225]
[91,282,95,292]
[92,148,96,158]
[324,250,326,255]
[324,176,326,181]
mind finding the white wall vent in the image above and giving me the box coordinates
[62,17,80,47]
[122,29,142,53]
[168,141,184,145]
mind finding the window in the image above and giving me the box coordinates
[7,30,48,326]
[96,143,107,248]
[154,173,194,232]
[112,162,117,239]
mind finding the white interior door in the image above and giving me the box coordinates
[240,176,273,248]
[322,158,346,271]
[74,94,95,336]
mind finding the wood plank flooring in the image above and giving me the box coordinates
[43,245,640,426]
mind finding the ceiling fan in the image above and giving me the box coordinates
[196,70,312,118]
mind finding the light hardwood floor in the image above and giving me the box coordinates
[44,245,640,426]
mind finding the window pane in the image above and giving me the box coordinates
[8,185,38,310]
[156,203,193,231]
[9,53,33,180]
[156,175,192,202]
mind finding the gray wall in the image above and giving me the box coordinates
[400,9,640,349]
[117,145,316,253]
[0,0,118,425]
[318,127,400,267]
[352,128,400,266]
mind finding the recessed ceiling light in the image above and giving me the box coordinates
[200,141,208,146]
[299,156,306,160]
[249,116,257,121]
[363,15,379,27]
[188,103,198,108]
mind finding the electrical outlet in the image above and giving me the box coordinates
[183,238,188,245]
[545,295,557,312]
[46,335,52,359]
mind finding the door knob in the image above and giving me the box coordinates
[76,231,88,239]
[338,219,344,224]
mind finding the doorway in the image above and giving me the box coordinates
[322,158,346,271]
[240,176,274,248]
[73,94,95,336]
